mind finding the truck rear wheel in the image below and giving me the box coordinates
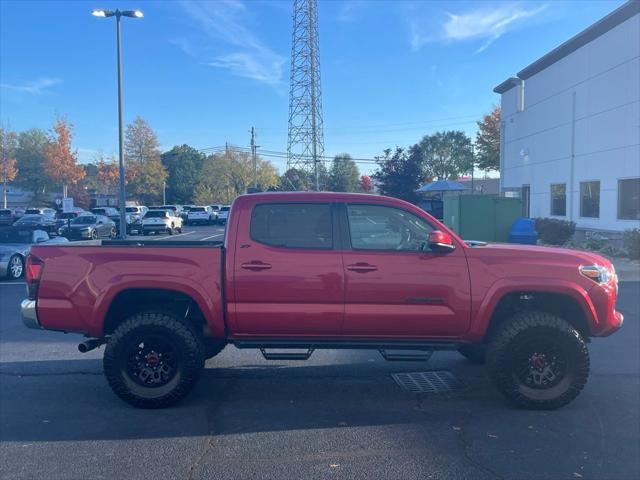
[103,311,205,408]
[486,311,589,410]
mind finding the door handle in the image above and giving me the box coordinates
[346,263,377,273]
[241,261,272,271]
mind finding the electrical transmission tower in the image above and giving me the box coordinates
[287,0,324,190]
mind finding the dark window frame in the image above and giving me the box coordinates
[580,180,600,218]
[344,203,436,253]
[550,183,567,217]
[618,177,640,220]
[249,202,335,251]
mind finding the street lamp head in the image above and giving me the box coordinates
[122,10,144,18]
[91,9,114,17]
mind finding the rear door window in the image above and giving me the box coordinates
[251,203,333,249]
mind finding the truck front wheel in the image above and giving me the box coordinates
[103,311,205,408]
[486,311,589,410]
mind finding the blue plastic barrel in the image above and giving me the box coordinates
[509,218,538,245]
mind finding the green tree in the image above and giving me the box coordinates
[280,168,310,191]
[475,106,501,172]
[328,153,360,192]
[372,147,423,203]
[198,150,279,203]
[417,130,474,179]
[124,116,167,204]
[14,129,56,204]
[161,145,206,204]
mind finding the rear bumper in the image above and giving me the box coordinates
[21,299,41,329]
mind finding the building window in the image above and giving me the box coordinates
[580,181,600,218]
[550,184,566,216]
[618,178,640,220]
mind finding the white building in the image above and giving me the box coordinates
[494,0,639,233]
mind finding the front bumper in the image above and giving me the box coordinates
[21,299,41,329]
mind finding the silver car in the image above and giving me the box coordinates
[0,227,69,279]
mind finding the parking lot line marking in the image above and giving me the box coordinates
[200,233,225,241]
[150,231,195,240]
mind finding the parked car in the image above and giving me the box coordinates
[54,211,85,231]
[0,227,68,279]
[24,207,57,218]
[59,214,116,240]
[217,205,230,225]
[186,206,214,225]
[0,208,15,226]
[22,192,622,410]
[125,206,147,233]
[180,205,193,222]
[13,214,58,235]
[141,209,183,235]
[160,205,182,216]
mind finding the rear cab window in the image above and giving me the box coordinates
[250,203,333,249]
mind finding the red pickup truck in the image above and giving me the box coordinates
[21,192,622,409]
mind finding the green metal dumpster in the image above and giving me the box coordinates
[443,194,522,242]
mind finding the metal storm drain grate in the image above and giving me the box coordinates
[391,371,464,393]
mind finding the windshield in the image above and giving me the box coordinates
[221,207,230,212]
[0,229,32,243]
[24,209,41,215]
[160,206,177,211]
[126,207,140,213]
[58,212,77,219]
[145,211,168,218]
[0,210,11,216]
[190,207,206,212]
[71,215,97,225]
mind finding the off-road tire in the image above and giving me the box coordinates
[458,344,486,364]
[104,311,205,408]
[486,311,589,410]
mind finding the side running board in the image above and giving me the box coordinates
[379,349,433,362]
[260,348,314,361]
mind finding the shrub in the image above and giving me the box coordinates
[599,244,627,258]
[584,235,607,251]
[534,218,576,245]
[623,229,640,260]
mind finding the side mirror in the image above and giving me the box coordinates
[428,230,455,253]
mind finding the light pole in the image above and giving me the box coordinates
[92,8,143,239]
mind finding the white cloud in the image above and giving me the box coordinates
[177,0,286,86]
[411,3,547,53]
[0,77,61,94]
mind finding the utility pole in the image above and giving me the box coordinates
[251,127,257,189]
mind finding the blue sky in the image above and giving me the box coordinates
[0,0,626,174]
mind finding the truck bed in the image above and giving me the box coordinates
[29,241,225,338]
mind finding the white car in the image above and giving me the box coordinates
[141,210,183,236]
[217,205,230,225]
[186,206,214,225]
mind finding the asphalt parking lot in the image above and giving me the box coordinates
[0,226,638,480]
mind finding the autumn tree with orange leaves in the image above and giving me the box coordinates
[0,127,19,208]
[96,155,120,194]
[44,117,85,198]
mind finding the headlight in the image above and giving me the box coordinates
[579,264,612,284]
